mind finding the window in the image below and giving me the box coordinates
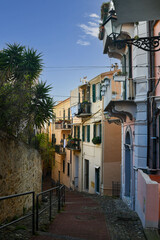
[87,125,90,142]
[63,160,65,173]
[93,124,102,142]
[92,83,102,102]
[68,108,70,120]
[82,126,85,142]
[74,126,80,139]
[82,125,90,142]
[63,110,65,120]
[92,84,96,103]
[67,163,70,176]
[96,83,100,101]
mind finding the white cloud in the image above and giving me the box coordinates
[88,21,98,27]
[77,40,90,46]
[89,13,100,19]
[79,24,99,38]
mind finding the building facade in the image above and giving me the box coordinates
[70,71,121,195]
[51,98,72,188]
[99,0,160,228]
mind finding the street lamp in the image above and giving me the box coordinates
[103,77,111,86]
[103,9,160,52]
[103,9,121,40]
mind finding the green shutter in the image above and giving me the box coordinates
[99,124,102,143]
[93,124,96,138]
[100,83,102,100]
[74,126,76,138]
[92,84,96,103]
[87,125,90,142]
[82,126,85,142]
[78,126,80,139]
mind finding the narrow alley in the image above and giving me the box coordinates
[31,190,110,240]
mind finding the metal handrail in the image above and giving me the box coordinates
[0,191,35,234]
[36,185,65,231]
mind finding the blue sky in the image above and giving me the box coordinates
[0,0,118,102]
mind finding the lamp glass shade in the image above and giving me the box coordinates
[104,15,121,40]
[104,78,110,86]
[101,91,105,96]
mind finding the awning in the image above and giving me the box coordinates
[113,0,160,23]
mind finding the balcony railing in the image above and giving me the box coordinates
[66,139,81,151]
[55,120,71,130]
[55,145,66,155]
[76,102,91,117]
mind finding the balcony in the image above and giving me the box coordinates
[55,120,71,130]
[66,138,81,151]
[76,102,91,118]
[55,145,66,155]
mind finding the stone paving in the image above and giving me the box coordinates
[31,190,110,240]
[0,176,153,240]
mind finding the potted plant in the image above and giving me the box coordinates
[92,136,101,145]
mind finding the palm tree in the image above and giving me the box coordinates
[0,43,54,140]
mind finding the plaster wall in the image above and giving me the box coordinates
[136,170,159,228]
[103,120,121,196]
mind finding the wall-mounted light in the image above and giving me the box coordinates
[103,9,160,52]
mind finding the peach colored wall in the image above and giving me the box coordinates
[154,21,160,97]
[51,98,72,188]
[137,170,159,228]
[103,119,121,195]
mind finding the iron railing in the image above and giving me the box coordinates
[78,102,91,115]
[0,191,35,234]
[66,139,81,151]
[36,185,65,231]
[55,144,66,155]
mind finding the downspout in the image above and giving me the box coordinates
[101,99,104,195]
[147,21,152,168]
[151,21,157,170]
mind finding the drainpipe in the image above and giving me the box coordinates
[150,21,157,170]
[101,98,104,195]
[147,21,152,168]
[81,121,84,192]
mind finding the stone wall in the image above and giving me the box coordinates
[0,131,42,223]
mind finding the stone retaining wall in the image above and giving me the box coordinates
[0,131,42,223]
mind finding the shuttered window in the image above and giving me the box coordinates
[87,125,90,142]
[74,126,76,138]
[93,124,96,138]
[82,126,85,142]
[78,126,80,139]
[68,108,70,120]
[92,84,96,103]
[100,83,102,101]
[99,124,102,143]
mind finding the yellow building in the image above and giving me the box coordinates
[51,98,72,188]
[70,70,122,195]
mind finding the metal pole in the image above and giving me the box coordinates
[64,186,65,204]
[58,187,61,212]
[49,191,52,221]
[36,195,39,231]
[32,192,35,235]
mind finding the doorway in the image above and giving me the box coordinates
[85,160,89,190]
[125,131,131,196]
[95,167,100,193]
[75,156,79,189]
